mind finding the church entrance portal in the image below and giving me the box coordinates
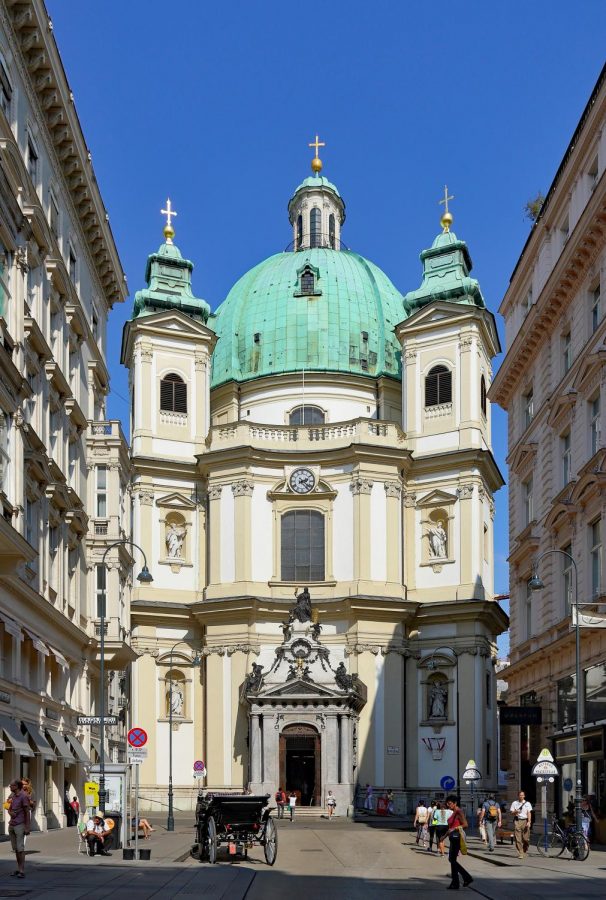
[279,724,321,807]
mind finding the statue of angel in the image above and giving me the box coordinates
[428,520,447,558]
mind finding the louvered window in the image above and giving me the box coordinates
[160,373,187,413]
[296,215,303,250]
[425,365,452,407]
[480,375,487,417]
[281,510,325,582]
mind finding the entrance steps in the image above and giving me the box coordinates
[279,807,326,817]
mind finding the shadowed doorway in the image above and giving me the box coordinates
[279,724,321,806]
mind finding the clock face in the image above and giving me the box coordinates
[289,468,315,494]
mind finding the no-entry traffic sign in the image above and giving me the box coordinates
[128,726,148,748]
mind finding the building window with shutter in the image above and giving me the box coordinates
[425,365,452,407]
[160,373,187,414]
[281,509,325,582]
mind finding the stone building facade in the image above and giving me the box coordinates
[0,0,126,830]
[124,157,507,811]
[491,63,606,814]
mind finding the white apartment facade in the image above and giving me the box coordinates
[491,63,606,820]
[0,0,127,830]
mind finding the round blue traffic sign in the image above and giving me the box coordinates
[440,776,456,791]
[563,777,573,792]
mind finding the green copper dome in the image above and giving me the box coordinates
[403,228,486,311]
[210,248,406,388]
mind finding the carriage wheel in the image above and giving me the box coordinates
[207,816,218,864]
[263,817,278,866]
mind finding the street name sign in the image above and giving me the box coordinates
[77,715,118,726]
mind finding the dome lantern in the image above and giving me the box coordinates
[287,136,346,251]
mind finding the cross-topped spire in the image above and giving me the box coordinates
[439,185,454,233]
[308,134,325,173]
[161,198,177,243]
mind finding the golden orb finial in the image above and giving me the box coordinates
[308,134,325,175]
[438,185,454,233]
[161,198,177,244]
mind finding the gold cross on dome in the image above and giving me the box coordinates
[439,185,454,215]
[308,134,325,158]
[161,198,177,228]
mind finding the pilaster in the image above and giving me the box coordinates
[232,480,253,582]
[351,478,373,581]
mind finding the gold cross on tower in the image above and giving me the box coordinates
[161,198,177,243]
[439,185,454,233]
[308,134,325,174]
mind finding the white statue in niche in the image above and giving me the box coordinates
[428,520,447,559]
[167,683,184,717]
[166,521,186,559]
[428,681,448,718]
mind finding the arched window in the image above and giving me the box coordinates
[296,214,303,250]
[480,375,487,417]
[160,373,187,413]
[281,509,325,581]
[329,214,335,249]
[310,207,321,248]
[289,405,325,425]
[425,365,452,407]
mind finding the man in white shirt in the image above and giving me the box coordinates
[510,791,532,859]
[85,815,113,856]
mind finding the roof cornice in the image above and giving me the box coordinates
[3,0,127,307]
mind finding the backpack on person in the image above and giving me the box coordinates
[487,802,498,820]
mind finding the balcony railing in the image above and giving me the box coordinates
[284,234,349,252]
[208,417,405,452]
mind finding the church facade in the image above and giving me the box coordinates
[123,152,507,810]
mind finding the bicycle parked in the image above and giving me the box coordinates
[536,817,590,860]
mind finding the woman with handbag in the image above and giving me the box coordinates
[445,796,473,890]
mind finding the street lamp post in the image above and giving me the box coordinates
[98,540,153,815]
[167,641,202,832]
[529,548,582,833]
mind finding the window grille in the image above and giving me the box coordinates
[281,510,325,582]
[300,268,315,295]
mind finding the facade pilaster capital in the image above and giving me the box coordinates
[403,492,417,508]
[138,344,153,362]
[404,348,417,363]
[137,490,154,506]
[194,353,207,372]
[384,481,401,499]
[350,478,373,496]
[456,484,474,499]
[231,479,254,498]
[208,484,223,501]
[14,245,28,273]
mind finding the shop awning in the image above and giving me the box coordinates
[89,737,101,759]
[49,646,69,669]
[46,729,75,762]
[66,734,90,764]
[22,721,56,760]
[0,716,34,758]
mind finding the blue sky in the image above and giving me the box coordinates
[49,1,606,653]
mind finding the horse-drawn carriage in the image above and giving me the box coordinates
[194,792,278,865]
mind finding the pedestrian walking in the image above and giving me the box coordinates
[432,801,450,856]
[580,796,598,843]
[363,783,374,813]
[327,790,337,819]
[275,787,286,819]
[445,795,473,890]
[414,799,429,846]
[288,791,297,821]
[70,796,80,825]
[386,789,395,815]
[479,793,501,852]
[426,799,437,851]
[510,790,532,859]
[7,780,31,879]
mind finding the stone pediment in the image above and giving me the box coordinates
[416,489,458,508]
[256,679,342,699]
[547,390,577,428]
[508,442,538,476]
[155,492,197,510]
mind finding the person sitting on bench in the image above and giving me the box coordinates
[85,815,113,856]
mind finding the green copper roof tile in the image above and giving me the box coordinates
[132,239,210,322]
[403,228,486,311]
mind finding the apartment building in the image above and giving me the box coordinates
[491,64,606,817]
[0,0,127,829]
